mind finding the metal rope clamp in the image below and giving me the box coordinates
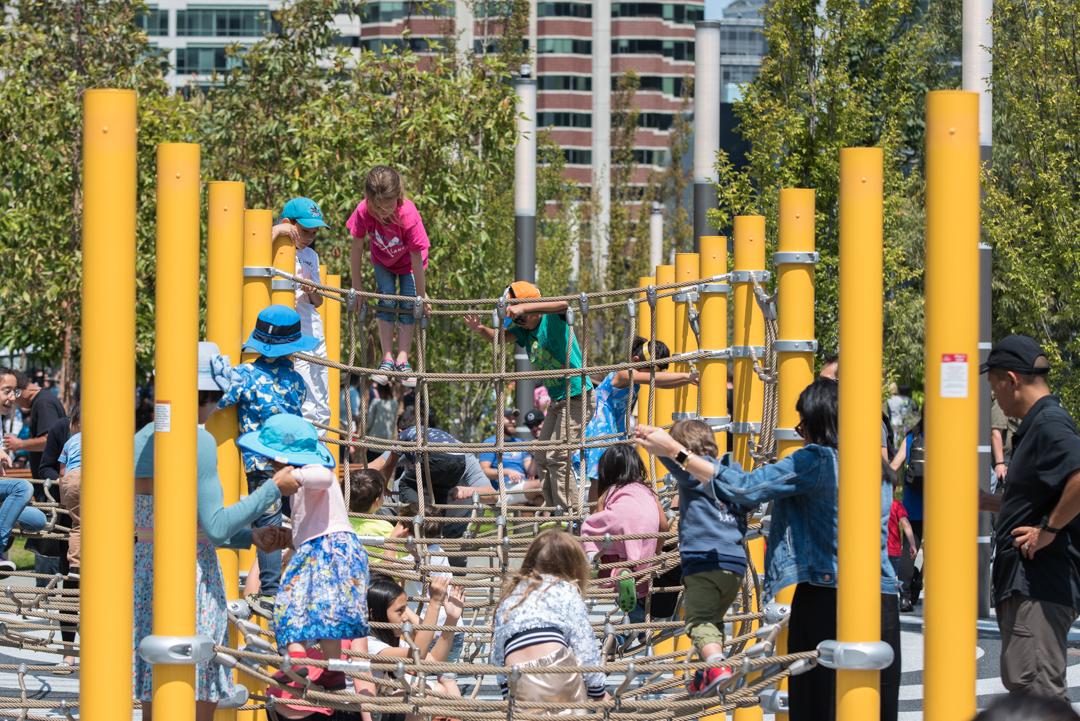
[700,281,731,295]
[242,265,274,278]
[672,289,700,304]
[138,633,215,665]
[730,421,762,435]
[700,415,731,432]
[816,639,894,671]
[763,601,791,625]
[730,269,772,283]
[773,339,819,353]
[773,251,820,266]
[759,689,789,714]
[701,348,733,361]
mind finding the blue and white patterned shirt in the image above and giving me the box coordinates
[217,356,307,473]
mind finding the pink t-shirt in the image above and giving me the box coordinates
[346,198,430,275]
[290,465,355,549]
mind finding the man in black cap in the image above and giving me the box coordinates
[979,334,1080,699]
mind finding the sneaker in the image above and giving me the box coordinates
[0,554,15,576]
[245,594,275,620]
[371,359,395,386]
[688,665,734,697]
[899,598,914,613]
[396,361,416,388]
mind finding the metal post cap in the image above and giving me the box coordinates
[138,634,216,665]
[816,639,895,670]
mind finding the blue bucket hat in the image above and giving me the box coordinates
[244,305,319,358]
[281,197,329,229]
[237,413,336,468]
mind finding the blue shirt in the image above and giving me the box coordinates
[478,436,529,485]
[217,356,307,474]
[59,432,81,473]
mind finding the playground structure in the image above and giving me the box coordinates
[0,85,983,721]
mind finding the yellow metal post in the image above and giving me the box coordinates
[81,88,137,721]
[836,148,885,721]
[207,181,245,721]
[699,236,729,458]
[774,189,816,720]
[271,226,297,308]
[326,272,342,449]
[924,91,979,721]
[636,275,655,476]
[151,142,202,721]
[674,253,701,418]
[732,216,766,721]
[654,265,676,429]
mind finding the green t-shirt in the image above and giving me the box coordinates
[510,313,593,402]
[349,516,396,538]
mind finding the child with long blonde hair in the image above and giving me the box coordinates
[491,530,607,708]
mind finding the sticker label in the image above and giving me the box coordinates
[154,401,171,432]
[940,354,968,398]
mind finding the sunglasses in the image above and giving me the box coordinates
[795,420,805,439]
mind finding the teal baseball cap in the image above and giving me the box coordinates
[281,197,329,229]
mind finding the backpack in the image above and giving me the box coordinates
[906,431,925,491]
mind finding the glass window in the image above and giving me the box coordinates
[136,8,169,36]
[360,36,441,53]
[719,25,767,56]
[612,38,693,60]
[176,8,271,37]
[537,2,592,17]
[563,148,592,164]
[537,75,592,91]
[362,1,453,22]
[174,46,243,74]
[537,111,592,128]
[638,112,675,130]
[611,3,704,23]
[537,38,592,54]
[631,75,686,97]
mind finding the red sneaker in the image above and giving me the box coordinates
[688,665,734,697]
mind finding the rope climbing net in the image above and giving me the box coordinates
[0,270,815,720]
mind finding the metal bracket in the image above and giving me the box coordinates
[699,415,731,432]
[730,270,772,283]
[730,345,766,359]
[774,428,803,442]
[271,279,296,292]
[763,601,791,625]
[816,640,895,671]
[700,282,731,295]
[218,687,250,709]
[673,290,700,303]
[731,421,762,435]
[773,339,819,353]
[242,266,274,278]
[773,251,820,266]
[671,412,699,421]
[759,689,789,714]
[138,634,215,665]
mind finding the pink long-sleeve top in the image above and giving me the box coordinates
[581,481,662,597]
[290,465,355,549]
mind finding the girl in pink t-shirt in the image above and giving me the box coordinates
[347,166,430,387]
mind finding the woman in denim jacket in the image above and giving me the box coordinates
[636,377,900,721]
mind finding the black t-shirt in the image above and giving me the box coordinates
[27,391,66,479]
[39,417,72,482]
[993,395,1080,608]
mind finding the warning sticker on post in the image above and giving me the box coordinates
[940,354,969,399]
[154,401,171,432]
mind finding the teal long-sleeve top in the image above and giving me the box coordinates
[133,422,281,549]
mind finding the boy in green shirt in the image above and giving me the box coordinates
[465,281,593,511]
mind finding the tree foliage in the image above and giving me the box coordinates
[984,0,1080,412]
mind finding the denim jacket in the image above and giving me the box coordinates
[706,444,897,599]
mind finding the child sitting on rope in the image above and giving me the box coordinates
[366,574,464,710]
[465,281,594,515]
[580,444,669,631]
[663,419,750,697]
[347,165,430,387]
[236,413,371,679]
[491,529,607,707]
[575,336,696,500]
[273,197,332,428]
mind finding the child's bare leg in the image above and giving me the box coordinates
[377,319,395,361]
[319,638,342,661]
[244,558,261,596]
[286,642,306,655]
[396,322,414,365]
[700,642,724,661]
[439,677,461,697]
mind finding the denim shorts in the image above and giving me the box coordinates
[373,263,417,325]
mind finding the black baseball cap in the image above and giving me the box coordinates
[524,409,544,427]
[980,334,1050,375]
[503,407,520,419]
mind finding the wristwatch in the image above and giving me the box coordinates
[674,448,693,467]
[1040,521,1064,534]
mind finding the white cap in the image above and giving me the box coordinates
[198,341,224,391]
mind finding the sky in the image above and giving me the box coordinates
[705,0,733,19]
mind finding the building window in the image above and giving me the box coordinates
[537,111,592,128]
[360,37,442,53]
[174,46,242,74]
[537,38,592,55]
[362,1,453,22]
[612,3,705,23]
[538,75,592,91]
[537,2,592,17]
[473,37,530,54]
[563,148,593,164]
[638,112,676,130]
[628,148,669,165]
[612,38,693,61]
[631,75,686,97]
[137,8,169,36]
[176,8,271,37]
[720,26,767,56]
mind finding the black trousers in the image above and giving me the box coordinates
[787,583,901,721]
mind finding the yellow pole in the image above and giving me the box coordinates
[673,253,700,416]
[836,147,885,721]
[326,272,342,451]
[654,265,676,429]
[207,181,245,721]
[924,91,979,721]
[773,189,816,720]
[151,142,202,721]
[81,88,137,721]
[731,216,766,721]
[636,275,655,477]
[271,226,296,308]
[699,237,729,458]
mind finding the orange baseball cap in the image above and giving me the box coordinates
[506,280,541,300]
